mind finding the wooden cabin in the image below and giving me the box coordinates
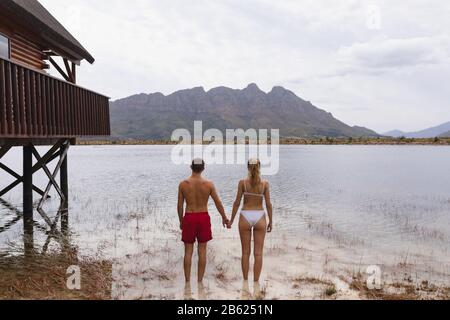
[0,0,110,217]
[0,0,110,139]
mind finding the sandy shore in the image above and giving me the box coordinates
[0,221,448,300]
[0,250,112,300]
[1,189,448,300]
[110,225,450,300]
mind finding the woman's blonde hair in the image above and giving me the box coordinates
[247,158,261,187]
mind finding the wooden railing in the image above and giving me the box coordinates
[0,57,110,138]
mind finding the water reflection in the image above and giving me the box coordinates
[23,214,34,258]
[0,199,23,234]
[183,282,209,300]
[0,199,71,257]
[0,200,112,299]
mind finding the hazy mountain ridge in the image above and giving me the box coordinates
[439,130,450,138]
[384,121,450,138]
[110,84,379,140]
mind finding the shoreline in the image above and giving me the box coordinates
[76,137,450,146]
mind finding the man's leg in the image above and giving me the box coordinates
[198,242,207,282]
[184,243,194,282]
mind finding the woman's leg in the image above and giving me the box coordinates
[253,217,267,282]
[239,215,252,281]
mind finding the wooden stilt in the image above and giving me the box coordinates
[0,163,49,198]
[60,142,69,206]
[0,141,74,256]
[1,140,72,250]
[36,142,69,210]
[0,140,65,197]
[31,146,65,201]
[0,145,12,159]
[61,143,69,229]
[23,145,33,218]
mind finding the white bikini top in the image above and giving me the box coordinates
[243,180,264,198]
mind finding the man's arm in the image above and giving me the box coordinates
[177,182,185,230]
[210,182,228,227]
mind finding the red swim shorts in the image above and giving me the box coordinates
[182,212,213,244]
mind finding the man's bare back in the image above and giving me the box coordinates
[178,159,229,283]
[179,176,214,213]
[178,175,227,226]
[177,160,229,233]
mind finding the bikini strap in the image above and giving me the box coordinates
[243,179,265,197]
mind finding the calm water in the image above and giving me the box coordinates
[1,145,449,266]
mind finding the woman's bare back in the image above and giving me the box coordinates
[242,179,267,211]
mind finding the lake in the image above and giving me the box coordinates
[1,145,449,299]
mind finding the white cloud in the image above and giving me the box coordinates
[337,36,450,72]
[39,0,450,132]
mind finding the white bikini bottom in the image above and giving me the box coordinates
[241,210,265,227]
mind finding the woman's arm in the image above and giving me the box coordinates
[264,181,273,232]
[229,180,244,228]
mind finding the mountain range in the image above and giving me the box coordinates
[384,121,450,138]
[109,84,379,140]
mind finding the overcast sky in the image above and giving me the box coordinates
[40,0,450,133]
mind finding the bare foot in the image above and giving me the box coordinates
[241,280,252,300]
[184,282,193,300]
[253,281,265,300]
[198,281,207,300]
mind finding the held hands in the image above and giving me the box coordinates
[222,217,230,228]
[222,215,234,229]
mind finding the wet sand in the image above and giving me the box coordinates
[110,220,450,300]
[1,204,449,300]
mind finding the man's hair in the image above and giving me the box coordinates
[191,158,205,173]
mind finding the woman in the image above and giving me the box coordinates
[228,158,273,283]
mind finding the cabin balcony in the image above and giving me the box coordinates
[0,57,110,142]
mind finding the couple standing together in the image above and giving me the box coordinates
[177,158,273,285]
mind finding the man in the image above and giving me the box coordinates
[178,158,229,283]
